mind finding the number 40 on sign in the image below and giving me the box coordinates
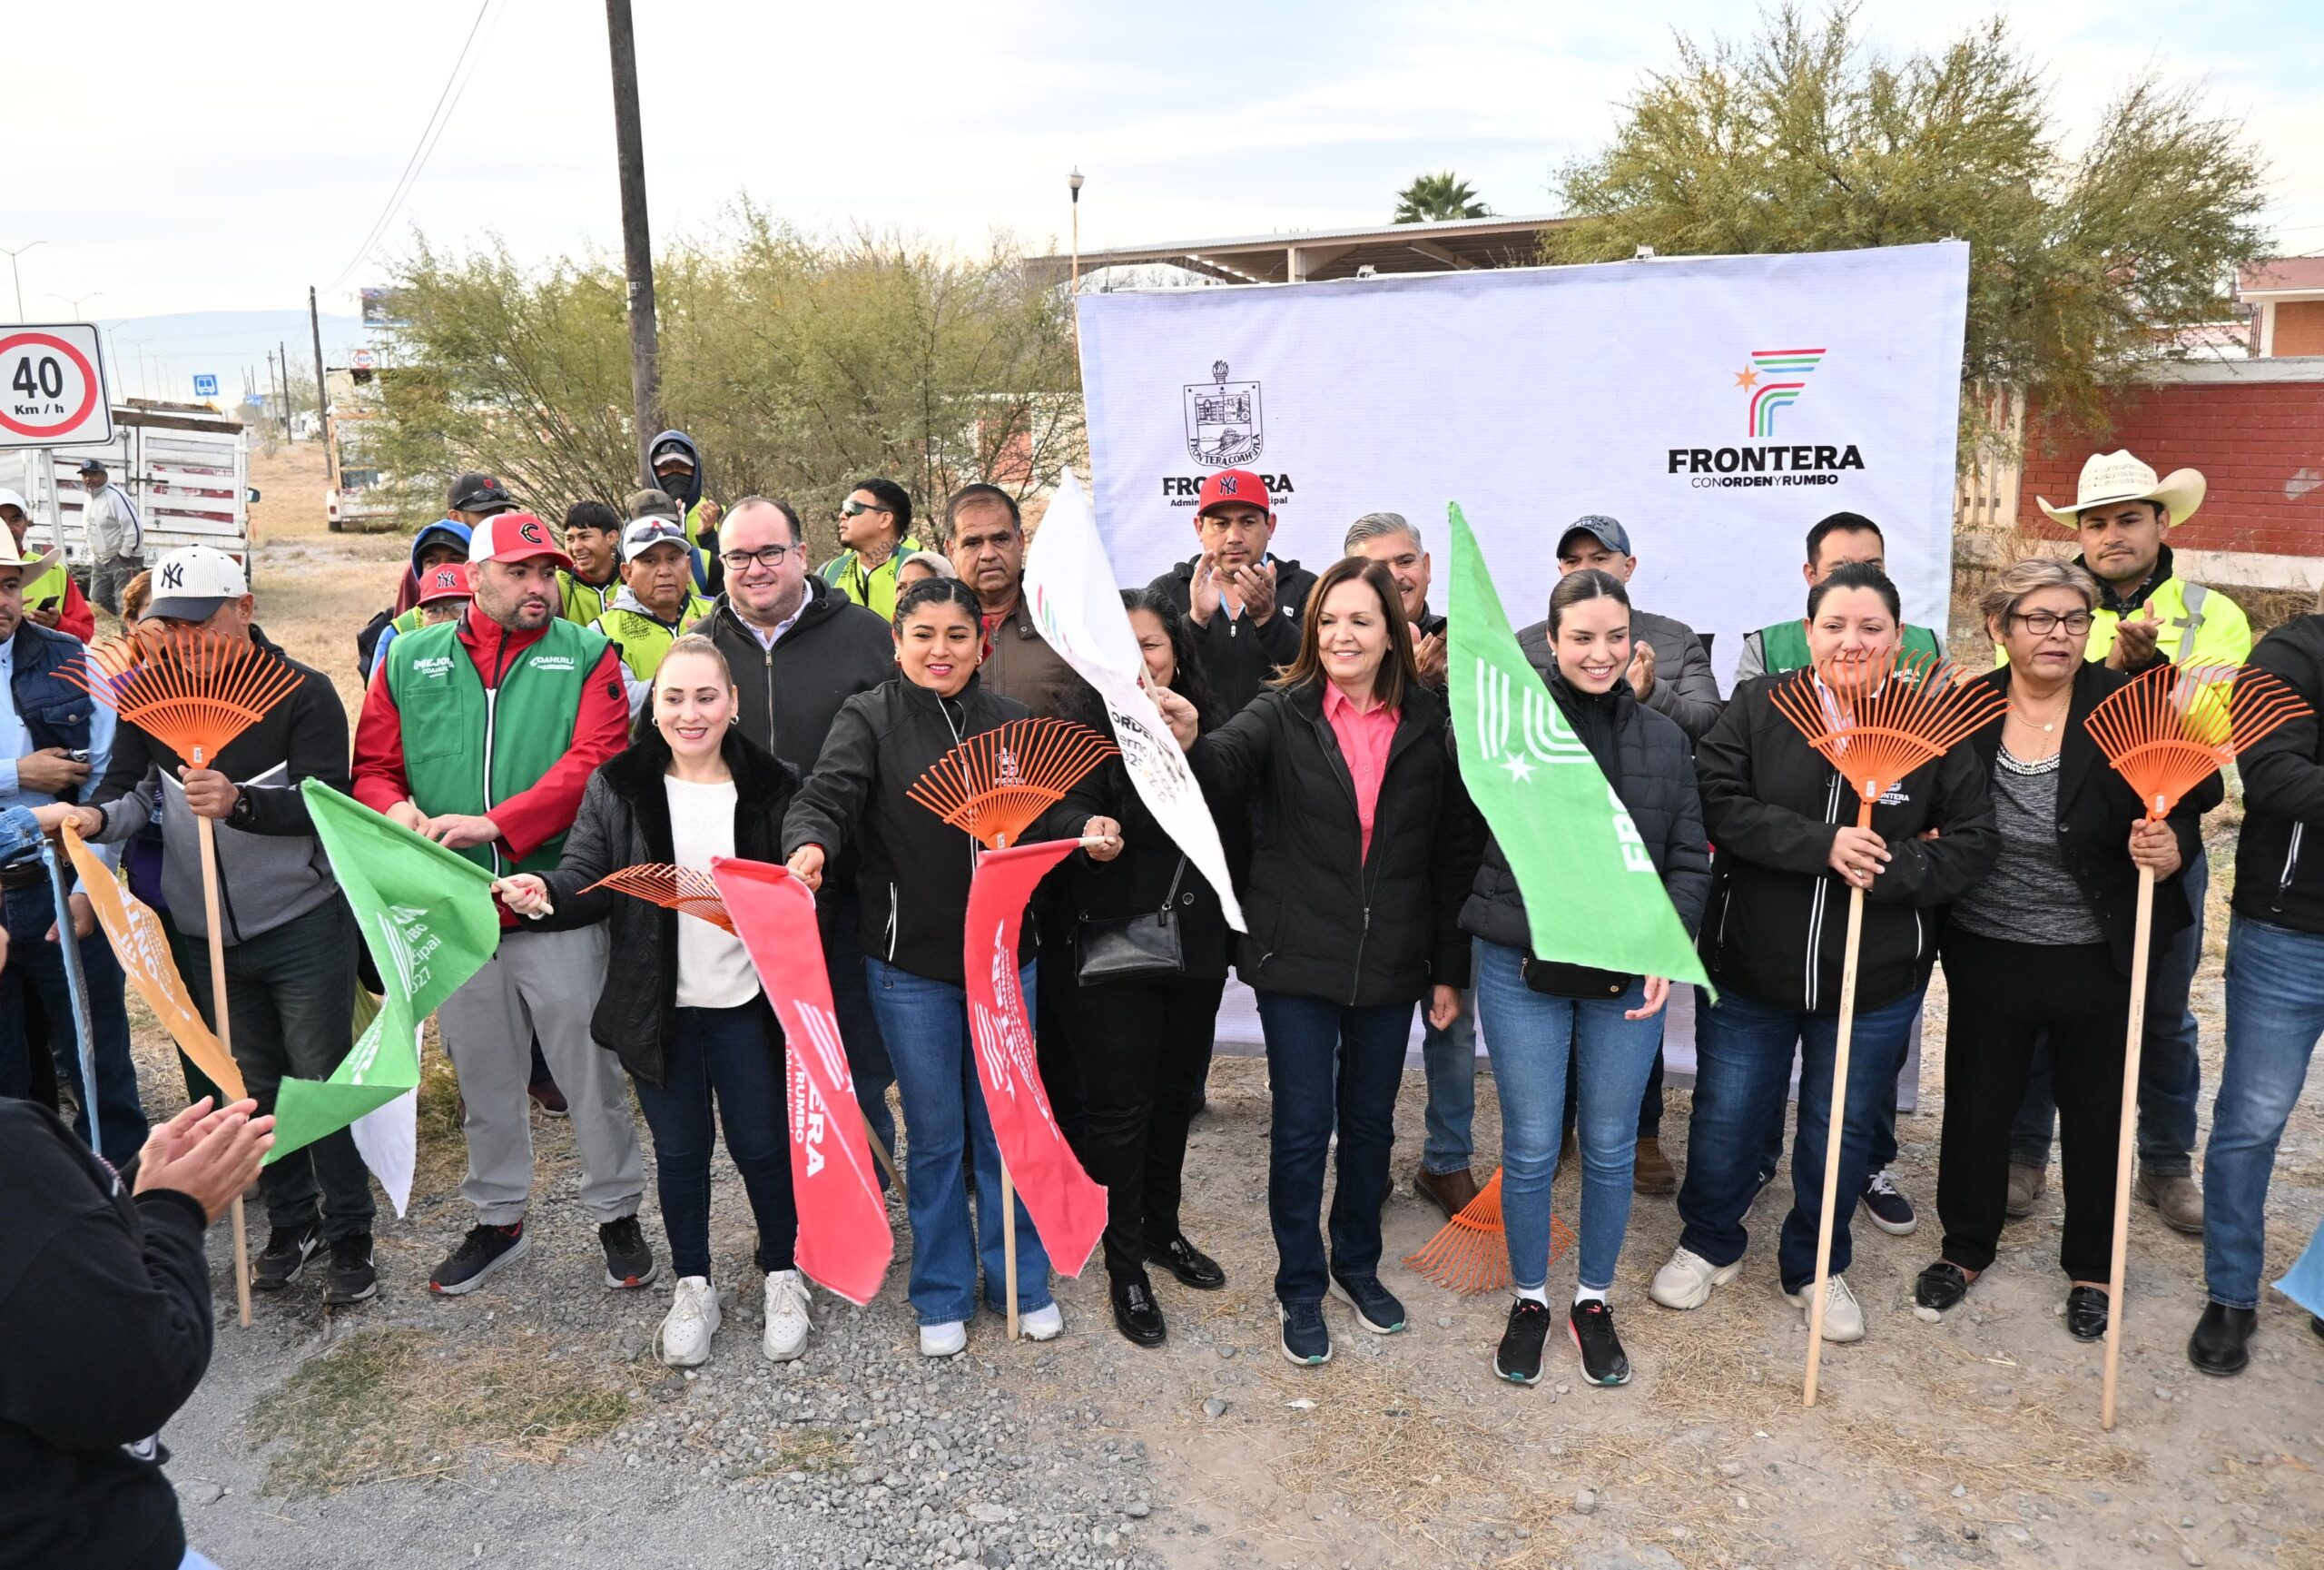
[0,323,113,450]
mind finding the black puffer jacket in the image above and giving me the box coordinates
[2234,614,2324,935]
[1146,555,1320,715]
[541,729,796,1085]
[1959,662,2215,973]
[1193,679,1478,1005]
[1462,662,1711,953]
[1696,674,1999,1013]
[783,673,1093,986]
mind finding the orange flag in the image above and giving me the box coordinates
[63,821,245,1101]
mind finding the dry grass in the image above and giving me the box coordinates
[245,1328,631,1497]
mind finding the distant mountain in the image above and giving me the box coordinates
[81,310,371,403]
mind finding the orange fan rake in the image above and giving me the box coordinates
[907,717,1119,849]
[2083,662,2305,1432]
[1403,1169,1574,1295]
[585,864,737,933]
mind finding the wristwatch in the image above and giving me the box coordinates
[229,787,257,826]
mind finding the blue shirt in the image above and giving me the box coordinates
[0,636,120,886]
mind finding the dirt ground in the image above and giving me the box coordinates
[150,441,2324,1568]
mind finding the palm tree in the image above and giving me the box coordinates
[1393,173,1492,224]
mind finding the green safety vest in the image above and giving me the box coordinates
[821,537,926,622]
[382,617,606,876]
[592,593,716,685]
[23,561,71,614]
[559,569,619,626]
[390,606,425,637]
[1757,617,1943,674]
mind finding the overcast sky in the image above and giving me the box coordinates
[5,0,2318,324]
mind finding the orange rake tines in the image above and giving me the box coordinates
[2084,662,2306,819]
[585,864,737,933]
[1402,1169,1574,1296]
[59,627,305,767]
[906,717,1119,849]
[1766,649,2007,819]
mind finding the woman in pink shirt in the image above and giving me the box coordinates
[1192,558,1480,1368]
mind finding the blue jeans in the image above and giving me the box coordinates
[2202,914,2324,1309]
[2013,847,2206,1173]
[866,957,1053,1325]
[1678,983,1922,1291]
[629,1002,796,1280]
[1420,985,1477,1175]
[1255,990,1414,1305]
[823,890,896,1177]
[0,880,143,1169]
[1752,1016,1912,1179]
[1474,940,1662,1292]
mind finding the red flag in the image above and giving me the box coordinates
[711,856,892,1306]
[964,838,1108,1279]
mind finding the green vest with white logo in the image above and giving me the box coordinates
[592,593,716,685]
[382,617,604,875]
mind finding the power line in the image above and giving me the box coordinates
[327,0,505,292]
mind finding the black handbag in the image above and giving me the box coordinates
[1074,858,1188,983]
[1520,956,1635,1000]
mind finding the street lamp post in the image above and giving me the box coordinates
[0,242,44,321]
[1068,168,1084,297]
[50,291,103,319]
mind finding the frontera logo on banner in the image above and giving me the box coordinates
[1669,347,1863,488]
[1184,359,1261,467]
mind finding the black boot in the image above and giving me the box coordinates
[1109,1271,1167,1348]
[2187,1301,2257,1377]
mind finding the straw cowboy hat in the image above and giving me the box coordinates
[2037,449,2206,530]
[0,526,59,580]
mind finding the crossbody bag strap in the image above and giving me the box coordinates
[1158,855,1187,917]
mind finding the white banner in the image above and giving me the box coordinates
[1025,470,1246,930]
[1078,242,1970,686]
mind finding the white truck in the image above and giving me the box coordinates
[4,399,252,566]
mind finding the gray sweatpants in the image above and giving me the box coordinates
[437,924,645,1226]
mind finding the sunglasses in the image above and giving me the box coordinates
[840,499,891,519]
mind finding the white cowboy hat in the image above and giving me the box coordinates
[0,529,59,578]
[2036,450,2206,530]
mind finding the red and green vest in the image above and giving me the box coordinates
[1757,617,1942,673]
[381,617,606,875]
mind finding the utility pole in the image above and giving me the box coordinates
[606,0,659,480]
[310,285,336,489]
[279,340,292,438]
[266,351,279,440]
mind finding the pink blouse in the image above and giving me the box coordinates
[1322,682,1401,860]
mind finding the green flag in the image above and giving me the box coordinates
[267,781,501,1163]
[1446,503,1710,990]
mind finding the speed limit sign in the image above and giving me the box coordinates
[0,323,113,449]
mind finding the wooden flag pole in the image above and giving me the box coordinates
[2102,850,2160,1429]
[1000,1160,1020,1342]
[194,803,254,1329]
[862,1106,906,1207]
[1804,796,1872,1407]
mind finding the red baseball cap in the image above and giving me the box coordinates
[1195,469,1271,518]
[417,561,473,606]
[467,511,575,574]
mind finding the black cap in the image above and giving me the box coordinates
[76,459,107,476]
[447,472,516,515]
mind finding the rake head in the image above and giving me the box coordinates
[1768,649,2005,810]
[906,717,1119,850]
[585,864,736,933]
[2085,662,2307,819]
[58,626,304,768]
[1401,1170,1574,1295]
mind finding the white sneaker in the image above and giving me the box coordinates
[1649,1247,1742,1310]
[657,1276,720,1367]
[919,1320,968,1358]
[761,1269,812,1363]
[1784,1273,1866,1343]
[1019,1302,1064,1342]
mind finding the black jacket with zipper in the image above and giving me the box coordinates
[1146,555,1320,716]
[700,577,894,777]
[1695,673,1999,1014]
[783,673,1093,987]
[1462,661,1713,954]
[538,728,795,1086]
[2234,613,2324,934]
[1958,663,2214,973]
[1192,678,1478,1005]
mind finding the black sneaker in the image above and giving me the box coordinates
[1494,1298,1552,1386]
[1329,1271,1408,1335]
[2065,1284,2110,1343]
[1860,1169,1918,1236]
[1145,1233,1226,1291]
[599,1216,658,1289]
[1109,1272,1167,1348]
[252,1222,320,1291]
[322,1234,379,1306]
[1278,1300,1332,1366]
[1569,1298,1632,1387]
[1913,1260,1972,1318]
[429,1221,529,1295]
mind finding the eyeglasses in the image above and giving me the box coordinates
[720,544,793,572]
[2011,609,2094,637]
[840,499,891,519]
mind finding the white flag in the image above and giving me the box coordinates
[350,1080,417,1219]
[1024,470,1246,931]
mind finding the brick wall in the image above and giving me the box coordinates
[2274,301,2324,358]
[2016,377,2324,559]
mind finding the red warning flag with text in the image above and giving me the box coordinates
[963,839,1108,1279]
[711,856,891,1306]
